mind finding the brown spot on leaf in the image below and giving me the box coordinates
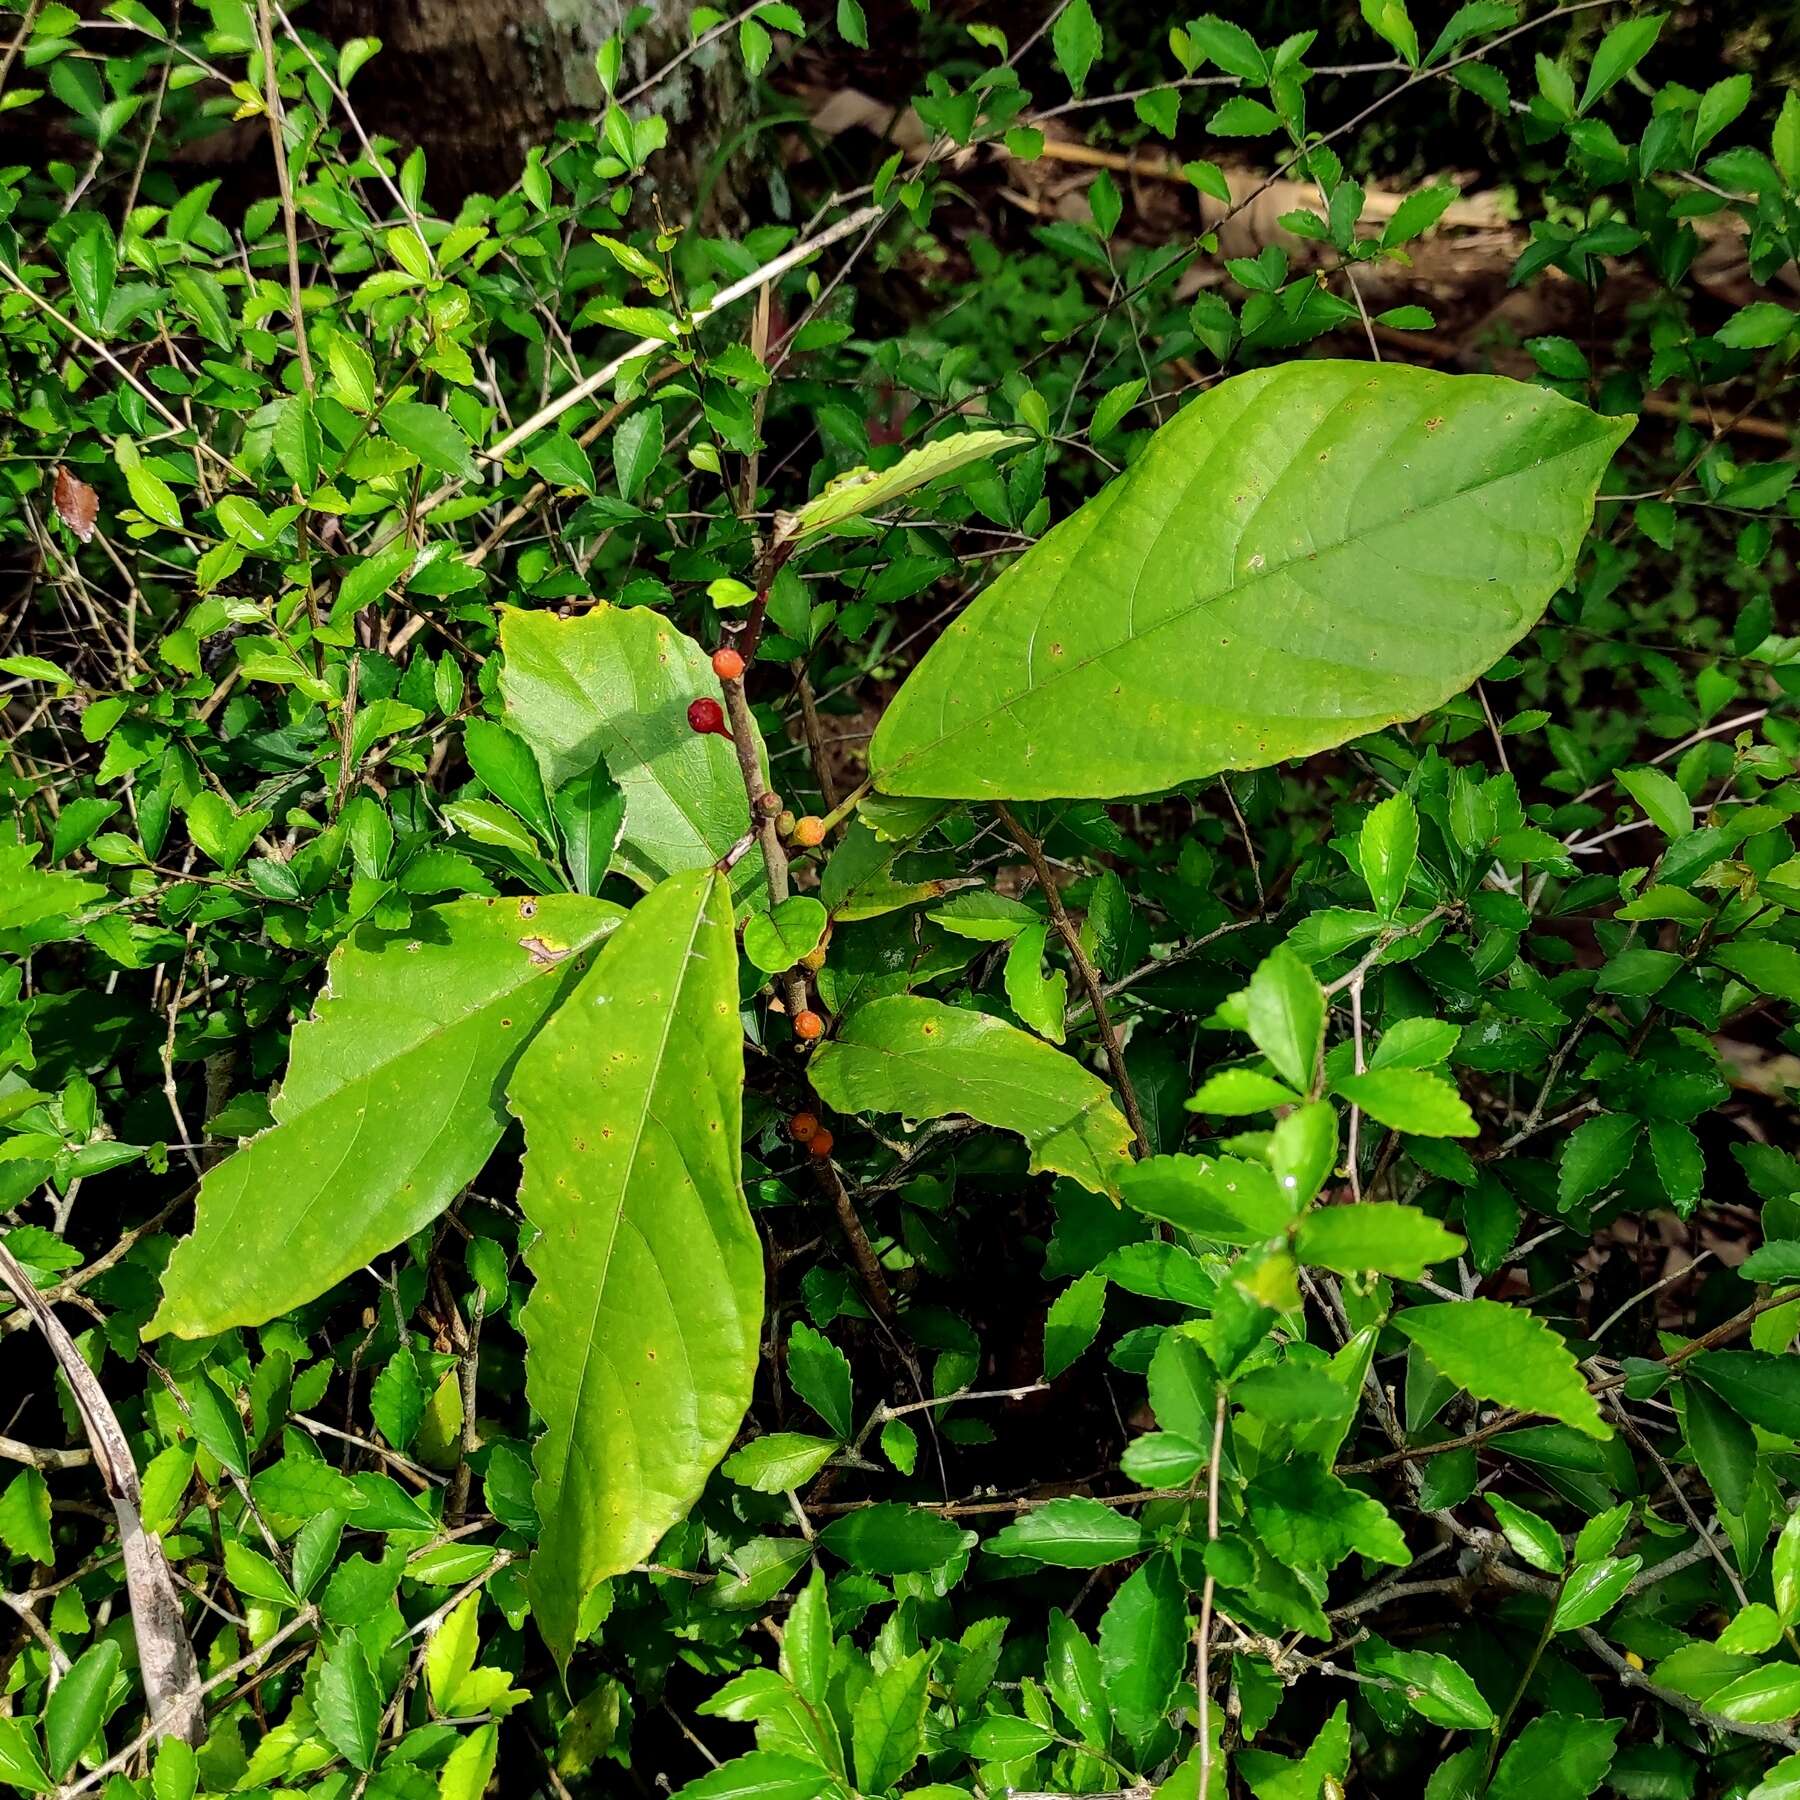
[520,936,569,966]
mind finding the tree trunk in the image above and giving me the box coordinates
[312,0,745,207]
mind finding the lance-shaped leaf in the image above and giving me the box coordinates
[513,867,762,1667]
[775,428,1030,542]
[809,997,1134,1196]
[870,362,1632,799]
[151,896,623,1339]
[498,604,766,898]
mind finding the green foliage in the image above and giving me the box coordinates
[499,605,767,893]
[870,364,1631,799]
[152,893,622,1337]
[513,868,760,1666]
[1,0,1798,1796]
[808,996,1137,1193]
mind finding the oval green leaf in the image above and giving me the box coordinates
[808,996,1135,1196]
[870,362,1632,799]
[499,603,766,899]
[151,895,623,1339]
[987,1497,1144,1568]
[742,895,827,974]
[45,1641,120,1780]
[817,1502,969,1574]
[1295,1201,1466,1280]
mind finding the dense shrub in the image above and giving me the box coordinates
[1,3,1799,1798]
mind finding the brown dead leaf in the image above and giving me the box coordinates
[53,465,99,543]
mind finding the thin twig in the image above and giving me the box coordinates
[1218,777,1264,913]
[0,1242,203,1748]
[63,1606,320,1795]
[812,1157,897,1325]
[448,1289,486,1524]
[792,664,841,814]
[1,1194,191,1336]
[878,1383,1047,1420]
[0,1433,91,1470]
[1,1587,71,1679]
[256,0,314,391]
[996,803,1150,1158]
[1195,1386,1227,1792]
[806,1484,1203,1518]
[1605,1390,1748,1610]
[0,0,43,94]
[0,261,243,479]
[478,205,884,470]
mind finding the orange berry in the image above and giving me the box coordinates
[713,647,746,681]
[792,815,826,848]
[789,1111,819,1142]
[807,1128,835,1159]
[794,1009,825,1041]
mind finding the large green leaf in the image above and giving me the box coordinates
[808,997,1135,1195]
[150,895,622,1339]
[513,867,762,1667]
[498,604,766,897]
[869,362,1632,799]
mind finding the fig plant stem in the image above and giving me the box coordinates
[996,802,1151,1160]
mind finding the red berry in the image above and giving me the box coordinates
[713,647,746,681]
[807,1128,835,1159]
[789,1111,819,1142]
[794,1010,825,1041]
[792,815,826,848]
[687,697,727,737]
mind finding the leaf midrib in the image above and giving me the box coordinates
[537,876,713,1524]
